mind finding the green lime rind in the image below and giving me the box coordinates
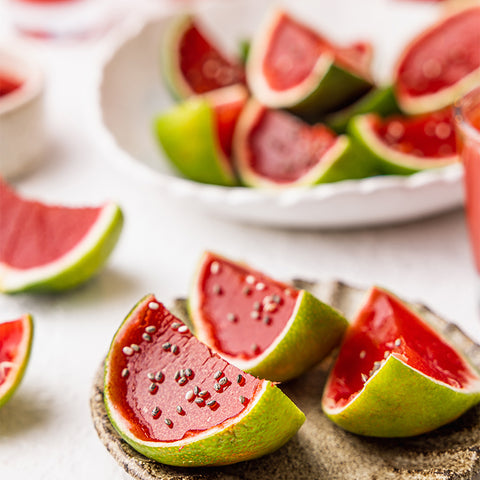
[104,295,305,467]
[323,354,480,437]
[284,62,372,123]
[324,85,401,134]
[161,15,194,101]
[153,98,238,186]
[238,39,251,66]
[347,114,456,176]
[246,290,348,382]
[0,204,124,293]
[106,380,305,466]
[0,314,34,409]
[312,135,383,184]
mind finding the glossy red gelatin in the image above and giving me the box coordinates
[0,179,102,269]
[263,11,371,92]
[0,73,22,98]
[192,252,299,360]
[325,287,476,410]
[106,296,262,442]
[373,108,457,158]
[246,107,337,183]
[179,21,245,95]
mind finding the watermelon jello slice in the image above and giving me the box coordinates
[233,99,381,188]
[104,295,305,467]
[0,178,123,293]
[188,251,348,382]
[0,314,33,408]
[322,287,480,437]
[348,108,458,175]
[154,84,247,186]
[162,15,246,100]
[393,6,480,114]
[246,9,373,121]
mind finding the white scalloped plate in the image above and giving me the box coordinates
[96,0,464,229]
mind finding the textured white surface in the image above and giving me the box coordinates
[0,1,479,479]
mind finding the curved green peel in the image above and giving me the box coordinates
[1,204,124,294]
[0,315,34,409]
[312,135,383,184]
[288,62,372,123]
[153,98,237,186]
[347,114,456,176]
[161,15,195,101]
[323,355,480,437]
[245,290,348,382]
[106,379,305,466]
[325,85,400,134]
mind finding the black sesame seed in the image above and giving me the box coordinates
[193,386,200,395]
[162,342,171,351]
[207,400,217,407]
[185,368,193,378]
[219,377,228,386]
[149,383,158,394]
[142,333,152,342]
[195,397,204,405]
[171,322,182,330]
[147,372,155,380]
[214,383,221,391]
[214,370,223,379]
[151,406,161,419]
[154,371,164,382]
[121,368,129,378]
[237,374,243,384]
[242,286,252,295]
[174,370,181,381]
[171,344,179,354]
[198,390,208,397]
[178,377,187,386]
[239,395,246,404]
[165,418,173,427]
[176,406,184,414]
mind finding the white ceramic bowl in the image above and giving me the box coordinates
[97,0,464,229]
[0,44,46,179]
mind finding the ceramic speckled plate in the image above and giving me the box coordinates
[96,0,464,229]
[90,279,480,480]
